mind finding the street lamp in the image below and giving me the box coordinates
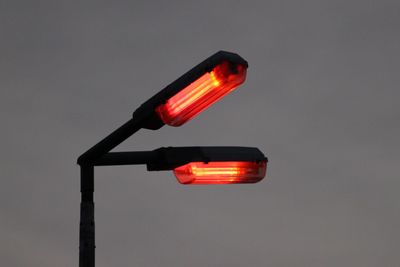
[77,51,268,267]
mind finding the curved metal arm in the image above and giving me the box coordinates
[92,151,158,166]
[77,117,143,165]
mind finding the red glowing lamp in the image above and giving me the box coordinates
[174,161,267,184]
[146,147,268,185]
[156,61,247,126]
[132,51,248,130]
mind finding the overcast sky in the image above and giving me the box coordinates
[1,1,399,266]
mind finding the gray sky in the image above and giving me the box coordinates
[1,1,399,266]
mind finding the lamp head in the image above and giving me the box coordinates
[133,51,248,129]
[148,147,267,185]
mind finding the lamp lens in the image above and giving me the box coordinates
[173,161,266,184]
[156,61,247,126]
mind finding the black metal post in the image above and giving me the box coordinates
[78,117,148,267]
[79,165,95,267]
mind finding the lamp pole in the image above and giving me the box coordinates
[79,165,95,267]
[78,116,146,267]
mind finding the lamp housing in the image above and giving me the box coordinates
[147,146,267,184]
[133,51,248,130]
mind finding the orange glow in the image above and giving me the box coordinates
[173,161,266,184]
[156,61,247,126]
